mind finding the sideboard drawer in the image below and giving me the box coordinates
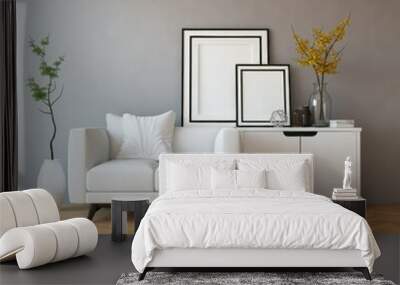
[241,131,300,153]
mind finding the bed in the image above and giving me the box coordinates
[131,153,380,280]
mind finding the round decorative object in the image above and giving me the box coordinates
[37,159,66,206]
[270,110,287,127]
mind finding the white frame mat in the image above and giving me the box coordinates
[182,29,269,126]
[236,64,291,127]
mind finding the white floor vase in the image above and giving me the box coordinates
[37,159,66,206]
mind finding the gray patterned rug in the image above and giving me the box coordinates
[116,272,396,285]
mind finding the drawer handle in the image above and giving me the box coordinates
[283,131,318,137]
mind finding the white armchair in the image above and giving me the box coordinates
[68,127,240,218]
[0,189,97,269]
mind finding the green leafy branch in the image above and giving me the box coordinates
[27,36,65,160]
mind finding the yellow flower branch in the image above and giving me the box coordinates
[292,16,350,121]
[292,16,350,76]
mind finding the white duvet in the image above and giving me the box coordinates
[131,190,380,273]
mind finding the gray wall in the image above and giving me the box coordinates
[18,0,400,203]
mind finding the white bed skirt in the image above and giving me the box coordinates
[148,248,366,268]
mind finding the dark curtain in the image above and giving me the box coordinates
[0,0,18,192]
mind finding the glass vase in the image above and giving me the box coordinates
[308,82,332,127]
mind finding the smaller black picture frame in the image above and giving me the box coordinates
[236,64,291,127]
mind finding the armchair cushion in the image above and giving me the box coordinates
[117,111,176,160]
[86,159,157,192]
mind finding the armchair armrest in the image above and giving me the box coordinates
[68,128,110,203]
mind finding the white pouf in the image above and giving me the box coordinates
[0,189,98,269]
[0,218,97,269]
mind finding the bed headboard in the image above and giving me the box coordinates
[158,153,314,195]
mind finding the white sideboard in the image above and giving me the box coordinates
[239,127,361,198]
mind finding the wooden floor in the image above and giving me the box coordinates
[60,203,400,235]
[367,204,400,234]
[60,205,135,235]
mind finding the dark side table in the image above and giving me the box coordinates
[111,198,150,242]
[332,197,366,218]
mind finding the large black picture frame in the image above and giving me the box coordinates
[182,29,269,126]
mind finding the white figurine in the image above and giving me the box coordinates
[342,156,352,189]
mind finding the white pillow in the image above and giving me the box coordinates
[106,114,123,159]
[117,111,176,160]
[211,168,267,190]
[211,168,236,189]
[236,169,266,189]
[167,160,235,191]
[238,159,309,192]
[267,161,308,191]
